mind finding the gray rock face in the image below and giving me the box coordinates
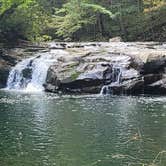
[44,42,166,94]
[1,42,166,95]
[0,49,18,88]
[0,67,10,88]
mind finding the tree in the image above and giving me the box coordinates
[0,0,48,42]
[51,0,115,40]
[0,0,165,42]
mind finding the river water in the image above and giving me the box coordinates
[0,91,166,166]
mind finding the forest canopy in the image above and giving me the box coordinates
[0,0,166,43]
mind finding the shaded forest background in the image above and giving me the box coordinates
[0,0,166,44]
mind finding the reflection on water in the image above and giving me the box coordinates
[0,91,166,166]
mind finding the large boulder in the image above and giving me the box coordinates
[44,45,140,94]
[145,77,166,94]
[107,77,144,95]
[0,66,10,88]
[143,52,166,74]
[44,42,166,95]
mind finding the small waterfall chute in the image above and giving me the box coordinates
[100,65,122,95]
[6,52,58,92]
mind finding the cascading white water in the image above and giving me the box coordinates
[6,52,58,92]
[100,65,122,95]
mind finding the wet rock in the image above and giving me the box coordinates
[143,54,166,74]
[45,63,107,93]
[60,79,103,94]
[145,78,166,94]
[144,74,162,85]
[44,42,166,95]
[122,77,144,94]
[44,65,61,92]
[122,68,140,81]
[108,77,144,95]
[22,68,32,79]
[0,50,17,88]
[0,67,10,88]
[45,50,140,94]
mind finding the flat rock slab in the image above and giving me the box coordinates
[44,42,166,94]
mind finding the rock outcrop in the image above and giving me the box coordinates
[44,42,166,94]
[0,49,19,88]
[1,42,166,95]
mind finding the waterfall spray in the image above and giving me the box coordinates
[6,52,58,92]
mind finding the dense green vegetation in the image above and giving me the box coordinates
[0,0,166,43]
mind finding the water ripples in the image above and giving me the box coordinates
[0,91,166,166]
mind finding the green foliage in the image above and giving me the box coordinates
[124,3,166,41]
[50,0,115,39]
[70,71,82,81]
[0,0,166,43]
[0,0,49,42]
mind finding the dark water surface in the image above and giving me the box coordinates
[0,91,166,166]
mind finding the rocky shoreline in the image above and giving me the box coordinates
[1,42,166,95]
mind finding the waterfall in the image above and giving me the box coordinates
[100,66,122,95]
[6,52,57,92]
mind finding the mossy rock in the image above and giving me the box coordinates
[70,71,82,81]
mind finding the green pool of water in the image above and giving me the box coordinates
[0,91,166,166]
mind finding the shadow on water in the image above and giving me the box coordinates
[0,90,166,166]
